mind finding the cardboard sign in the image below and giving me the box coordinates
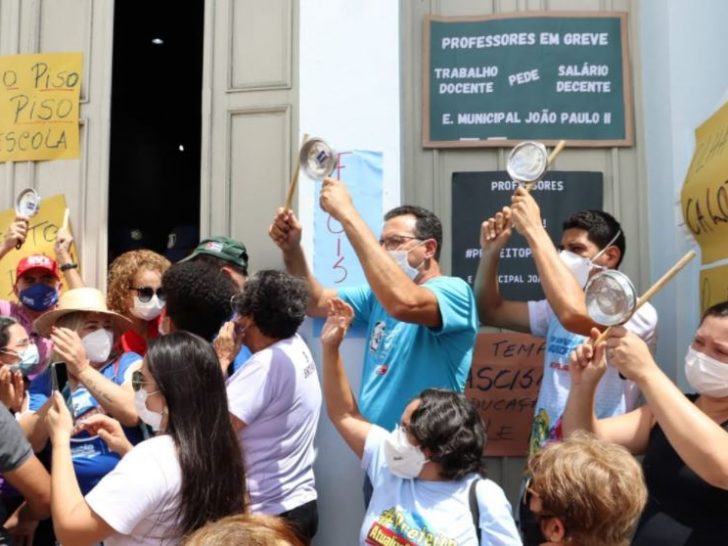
[0,194,80,298]
[0,52,82,162]
[465,332,544,456]
[700,263,728,315]
[681,99,728,265]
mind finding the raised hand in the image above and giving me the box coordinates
[605,326,656,382]
[479,208,513,253]
[268,208,303,253]
[0,366,25,413]
[50,327,91,374]
[509,186,544,238]
[213,320,242,375]
[44,392,74,445]
[321,298,354,349]
[569,328,607,388]
[319,178,355,222]
[2,215,29,253]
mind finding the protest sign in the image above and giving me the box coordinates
[466,332,544,456]
[0,194,80,298]
[700,263,728,315]
[0,52,82,162]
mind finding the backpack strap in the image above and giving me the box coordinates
[469,478,480,537]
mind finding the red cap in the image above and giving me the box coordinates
[16,254,61,281]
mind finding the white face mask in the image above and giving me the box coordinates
[684,346,728,398]
[383,426,428,479]
[130,295,165,322]
[4,343,40,376]
[134,388,166,432]
[388,241,426,281]
[82,328,114,363]
[559,230,621,287]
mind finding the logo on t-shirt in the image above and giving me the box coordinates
[370,321,386,352]
[366,507,456,546]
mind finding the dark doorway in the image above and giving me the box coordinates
[108,0,204,263]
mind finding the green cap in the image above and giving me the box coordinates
[182,236,248,270]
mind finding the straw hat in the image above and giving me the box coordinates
[34,287,133,338]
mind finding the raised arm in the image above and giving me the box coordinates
[319,178,441,327]
[44,393,114,546]
[509,187,597,335]
[473,209,530,331]
[320,298,372,459]
[0,215,29,261]
[54,222,85,289]
[52,327,140,427]
[268,207,336,317]
[608,327,728,490]
[562,331,654,455]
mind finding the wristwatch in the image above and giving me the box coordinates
[60,262,78,272]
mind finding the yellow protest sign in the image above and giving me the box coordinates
[681,99,728,264]
[0,52,82,162]
[700,263,728,315]
[0,194,80,299]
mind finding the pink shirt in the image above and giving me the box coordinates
[0,300,53,377]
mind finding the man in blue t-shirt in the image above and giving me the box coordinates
[269,178,478,430]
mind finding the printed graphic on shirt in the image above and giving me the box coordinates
[529,409,563,457]
[366,507,458,546]
[370,321,386,352]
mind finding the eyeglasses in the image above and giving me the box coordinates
[131,370,147,392]
[378,235,420,250]
[132,286,166,303]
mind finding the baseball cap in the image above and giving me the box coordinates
[182,236,248,270]
[16,254,61,281]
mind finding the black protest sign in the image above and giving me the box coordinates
[423,12,633,147]
[451,171,603,301]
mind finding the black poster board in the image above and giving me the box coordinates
[423,12,633,147]
[452,171,603,301]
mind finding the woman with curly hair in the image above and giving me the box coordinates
[107,250,171,356]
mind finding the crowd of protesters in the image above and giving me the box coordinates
[0,175,722,546]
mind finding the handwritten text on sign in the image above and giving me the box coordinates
[681,99,728,265]
[0,194,80,298]
[312,150,383,337]
[0,52,82,162]
[465,332,544,457]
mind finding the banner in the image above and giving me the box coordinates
[0,194,80,298]
[0,52,82,162]
[465,332,544,457]
[681,99,728,264]
[313,150,383,336]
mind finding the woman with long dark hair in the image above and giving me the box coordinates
[43,331,246,545]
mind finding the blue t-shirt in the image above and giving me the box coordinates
[229,345,252,376]
[32,352,144,494]
[338,276,478,429]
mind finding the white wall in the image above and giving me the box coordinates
[640,0,728,385]
[298,1,401,544]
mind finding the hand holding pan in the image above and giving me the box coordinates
[507,140,566,191]
[14,188,41,249]
[283,135,338,210]
[585,250,696,376]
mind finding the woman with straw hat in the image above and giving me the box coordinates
[27,287,144,495]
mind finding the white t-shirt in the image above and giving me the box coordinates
[227,334,322,514]
[361,426,522,546]
[85,435,182,546]
[526,298,658,455]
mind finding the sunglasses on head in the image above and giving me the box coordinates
[132,286,166,303]
[131,370,147,392]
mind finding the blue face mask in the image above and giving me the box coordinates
[19,283,59,312]
[6,344,40,376]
